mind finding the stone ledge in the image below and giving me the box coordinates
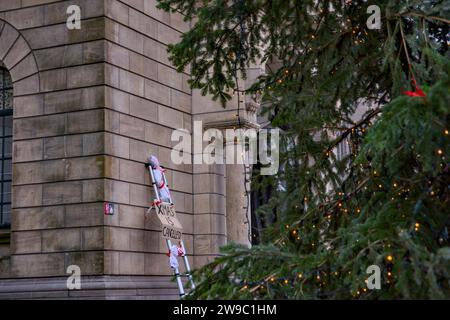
[0,275,181,300]
[203,119,260,131]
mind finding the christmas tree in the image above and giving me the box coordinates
[157,0,450,299]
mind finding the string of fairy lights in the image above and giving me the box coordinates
[237,254,397,298]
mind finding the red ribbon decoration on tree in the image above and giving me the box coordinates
[403,76,426,97]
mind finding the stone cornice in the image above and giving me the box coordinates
[203,118,260,131]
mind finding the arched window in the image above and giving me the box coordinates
[0,64,12,228]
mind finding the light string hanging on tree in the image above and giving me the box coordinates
[232,0,252,244]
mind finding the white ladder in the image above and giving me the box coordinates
[145,159,196,298]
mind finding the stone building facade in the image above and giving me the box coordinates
[0,0,262,299]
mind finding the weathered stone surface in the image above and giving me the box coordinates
[10,253,65,277]
[105,179,130,204]
[105,63,120,87]
[11,231,42,254]
[9,53,38,82]
[12,206,65,231]
[170,89,191,113]
[67,109,104,134]
[194,173,227,195]
[0,0,20,11]
[118,205,145,229]
[83,132,105,155]
[103,157,119,183]
[144,122,171,146]
[157,64,183,92]
[194,234,226,255]
[42,228,81,252]
[84,40,105,63]
[105,133,130,159]
[12,184,43,208]
[193,174,212,194]
[119,113,145,140]
[65,156,104,180]
[130,8,157,38]
[171,170,192,194]
[64,251,104,275]
[193,194,210,214]
[105,18,120,43]
[13,94,44,118]
[119,24,144,54]
[211,193,226,214]
[119,69,144,96]
[105,227,129,251]
[157,105,183,129]
[129,229,145,252]
[169,11,190,33]
[67,63,104,89]
[22,0,60,7]
[130,95,157,121]
[130,52,157,81]
[13,74,39,95]
[43,135,83,160]
[21,18,104,49]
[43,136,65,159]
[156,22,181,45]
[194,213,226,235]
[122,0,144,11]
[119,252,145,274]
[104,109,120,134]
[144,253,177,276]
[0,275,180,299]
[144,79,170,105]
[193,255,215,269]
[129,139,157,163]
[65,203,103,228]
[40,69,67,92]
[82,227,103,250]
[176,212,194,235]
[105,0,129,25]
[105,87,130,113]
[129,183,150,207]
[13,160,65,184]
[42,181,83,205]
[0,24,19,61]
[3,37,30,71]
[13,139,43,162]
[143,37,158,61]
[119,159,144,184]
[107,41,129,69]
[35,45,83,71]
[103,251,120,274]
[82,179,104,202]
[144,0,170,25]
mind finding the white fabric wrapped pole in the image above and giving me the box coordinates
[169,245,180,269]
[168,244,185,269]
[148,155,172,203]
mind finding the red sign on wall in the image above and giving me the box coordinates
[104,202,116,215]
